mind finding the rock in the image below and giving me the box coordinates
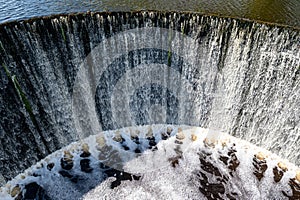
[174,140,183,144]
[203,138,215,148]
[113,131,124,143]
[80,159,93,173]
[96,135,106,149]
[222,142,227,148]
[191,133,197,141]
[80,143,91,157]
[59,170,73,178]
[167,127,173,135]
[47,163,55,171]
[131,134,140,144]
[147,136,156,148]
[168,155,182,168]
[80,151,91,158]
[161,132,169,140]
[176,128,185,140]
[277,162,288,172]
[122,145,130,151]
[255,152,266,161]
[10,185,20,197]
[103,168,141,189]
[282,178,300,199]
[60,151,74,170]
[134,148,141,153]
[23,182,50,200]
[253,155,268,181]
[146,126,153,138]
[273,166,284,183]
[296,170,300,182]
[130,129,139,139]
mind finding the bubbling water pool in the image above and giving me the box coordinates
[1,125,300,199]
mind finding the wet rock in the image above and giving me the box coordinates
[151,146,158,151]
[273,166,284,183]
[147,136,156,148]
[256,152,266,161]
[113,131,125,143]
[46,163,55,171]
[198,172,225,200]
[146,127,153,138]
[99,162,110,169]
[168,155,182,168]
[80,151,91,157]
[166,127,173,135]
[103,168,141,189]
[219,145,240,176]
[195,152,237,200]
[59,171,79,183]
[32,173,41,177]
[122,145,130,151]
[296,170,300,182]
[226,193,237,200]
[161,132,169,140]
[203,138,215,148]
[23,182,50,200]
[80,159,93,173]
[96,136,106,149]
[168,146,183,167]
[59,170,73,178]
[253,154,268,181]
[176,128,185,140]
[114,134,130,151]
[198,153,221,177]
[273,162,288,182]
[278,162,288,172]
[131,135,140,144]
[14,192,23,200]
[219,156,229,165]
[191,133,197,141]
[282,178,300,199]
[10,185,20,198]
[134,148,141,153]
[174,140,183,144]
[60,151,73,170]
[80,144,91,157]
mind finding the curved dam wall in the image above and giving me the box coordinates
[0,11,299,185]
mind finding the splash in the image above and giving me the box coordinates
[1,125,300,199]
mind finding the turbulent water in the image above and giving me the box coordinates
[1,125,300,199]
[0,11,299,189]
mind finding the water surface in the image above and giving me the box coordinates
[0,0,299,27]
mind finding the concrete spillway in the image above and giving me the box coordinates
[0,11,299,198]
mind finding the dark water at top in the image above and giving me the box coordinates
[0,0,299,27]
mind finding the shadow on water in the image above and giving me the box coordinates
[247,0,289,24]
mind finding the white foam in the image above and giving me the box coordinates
[1,125,298,199]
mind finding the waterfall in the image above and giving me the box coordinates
[0,11,299,186]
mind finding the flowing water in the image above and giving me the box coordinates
[1,125,300,199]
[0,1,300,198]
[0,12,299,188]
